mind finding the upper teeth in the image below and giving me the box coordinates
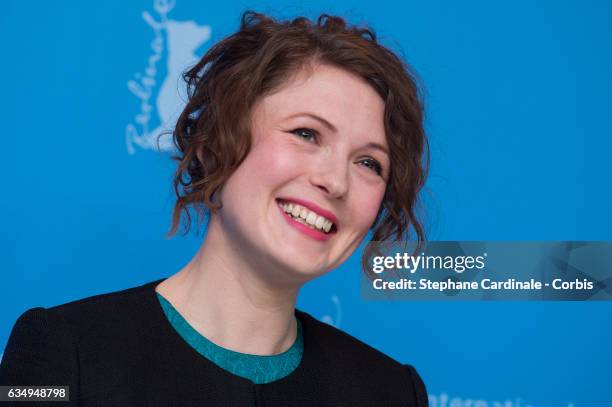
[280,201,334,233]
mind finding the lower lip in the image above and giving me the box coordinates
[277,204,332,242]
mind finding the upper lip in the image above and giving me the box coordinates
[277,197,340,228]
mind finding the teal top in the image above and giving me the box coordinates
[155,292,303,384]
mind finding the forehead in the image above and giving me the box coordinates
[254,64,387,146]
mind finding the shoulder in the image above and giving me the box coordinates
[0,279,164,385]
[296,309,428,406]
[34,279,166,352]
[297,309,399,365]
[46,280,162,319]
[296,309,409,371]
[4,279,163,340]
[44,279,162,324]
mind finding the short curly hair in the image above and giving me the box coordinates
[168,11,429,274]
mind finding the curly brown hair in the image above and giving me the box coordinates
[167,11,429,275]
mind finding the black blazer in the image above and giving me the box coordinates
[1,279,428,406]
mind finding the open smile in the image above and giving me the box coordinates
[276,198,338,241]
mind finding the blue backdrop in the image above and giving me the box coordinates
[3,0,611,405]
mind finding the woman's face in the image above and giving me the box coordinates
[215,64,389,285]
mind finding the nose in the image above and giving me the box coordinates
[309,157,349,200]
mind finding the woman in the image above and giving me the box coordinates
[1,12,428,406]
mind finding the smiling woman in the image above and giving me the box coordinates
[0,11,428,407]
[203,63,390,283]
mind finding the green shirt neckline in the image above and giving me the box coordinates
[156,292,304,384]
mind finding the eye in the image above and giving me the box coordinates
[358,158,383,176]
[290,128,318,143]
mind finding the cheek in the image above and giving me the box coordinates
[232,138,303,193]
[262,146,300,178]
[349,183,386,231]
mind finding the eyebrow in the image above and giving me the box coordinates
[286,112,389,156]
[285,112,338,132]
[363,142,389,157]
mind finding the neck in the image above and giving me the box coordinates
[156,218,301,356]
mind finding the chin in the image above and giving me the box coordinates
[271,254,330,284]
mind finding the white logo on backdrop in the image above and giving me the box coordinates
[321,295,342,328]
[428,393,575,407]
[126,0,211,154]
